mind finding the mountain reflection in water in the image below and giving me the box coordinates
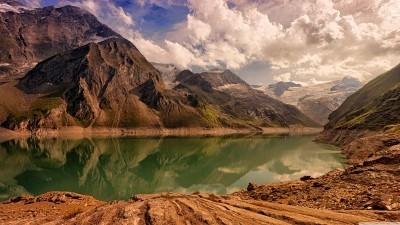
[0,136,345,201]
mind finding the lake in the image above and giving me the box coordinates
[0,135,345,201]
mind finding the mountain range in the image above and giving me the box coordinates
[0,1,319,132]
[254,77,363,125]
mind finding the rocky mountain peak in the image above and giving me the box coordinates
[0,3,120,80]
[199,69,249,88]
[268,81,302,96]
[14,37,164,128]
[330,76,363,92]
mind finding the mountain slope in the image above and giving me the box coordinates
[325,63,400,130]
[0,1,119,80]
[2,38,164,129]
[175,70,320,128]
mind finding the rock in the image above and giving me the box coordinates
[390,203,400,210]
[247,183,257,191]
[371,201,390,210]
[300,176,314,181]
[3,194,33,204]
[312,182,324,188]
[260,194,268,200]
[383,139,400,147]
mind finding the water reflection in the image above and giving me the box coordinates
[0,136,345,201]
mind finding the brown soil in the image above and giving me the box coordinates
[1,192,395,225]
[0,192,103,224]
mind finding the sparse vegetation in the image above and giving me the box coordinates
[327,63,400,130]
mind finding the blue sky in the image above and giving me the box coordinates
[19,0,400,85]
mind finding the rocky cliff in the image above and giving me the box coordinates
[2,37,168,130]
[0,1,119,80]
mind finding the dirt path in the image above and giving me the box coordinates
[1,192,396,225]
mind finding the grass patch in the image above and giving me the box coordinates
[3,96,64,128]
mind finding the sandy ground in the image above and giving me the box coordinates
[0,126,322,140]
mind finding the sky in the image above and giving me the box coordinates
[19,0,400,85]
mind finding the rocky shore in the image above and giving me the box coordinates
[235,131,400,212]
[1,130,399,224]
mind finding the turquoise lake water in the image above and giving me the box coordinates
[0,135,345,201]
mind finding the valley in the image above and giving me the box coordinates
[0,0,399,224]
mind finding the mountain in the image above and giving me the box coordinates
[255,77,363,125]
[0,58,319,130]
[0,1,119,80]
[2,38,166,129]
[0,2,319,131]
[324,63,400,131]
[174,70,319,128]
[330,77,363,92]
[268,81,301,96]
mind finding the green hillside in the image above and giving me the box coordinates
[326,63,400,131]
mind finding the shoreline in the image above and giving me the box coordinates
[0,126,323,141]
[235,129,400,211]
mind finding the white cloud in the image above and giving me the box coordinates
[31,0,400,84]
[57,0,134,31]
[135,0,185,7]
[273,72,291,82]
[19,0,42,7]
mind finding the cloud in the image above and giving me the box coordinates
[19,0,43,7]
[154,0,398,83]
[134,0,186,7]
[273,73,291,82]
[57,0,134,31]
[29,0,400,84]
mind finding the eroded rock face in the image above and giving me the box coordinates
[14,38,163,128]
[0,2,120,80]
